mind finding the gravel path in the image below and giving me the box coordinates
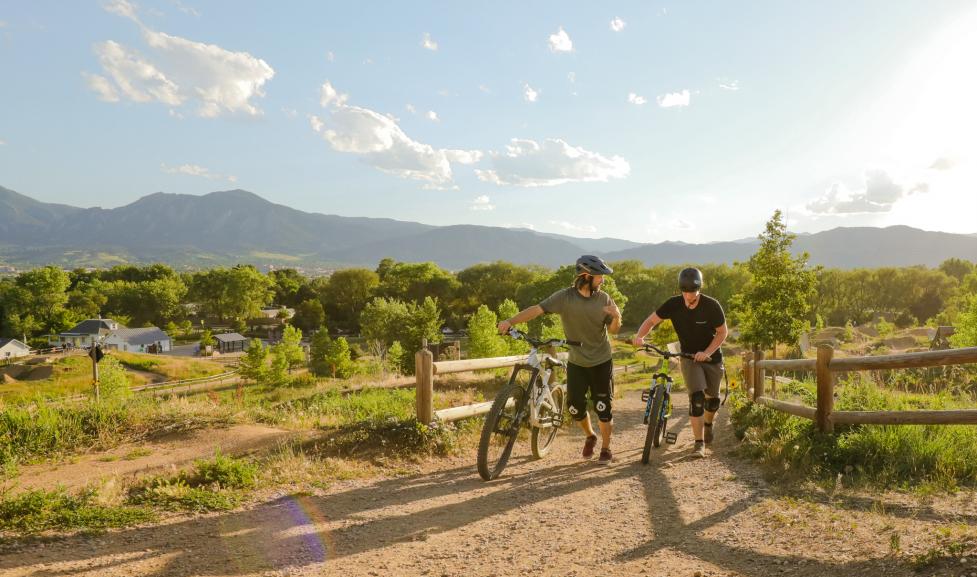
[2,391,976,577]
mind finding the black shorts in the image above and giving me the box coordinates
[566,359,614,422]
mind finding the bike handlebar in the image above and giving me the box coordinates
[639,343,695,360]
[506,329,580,348]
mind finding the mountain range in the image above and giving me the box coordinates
[1,185,975,271]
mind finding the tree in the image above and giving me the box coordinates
[273,325,305,373]
[95,357,132,402]
[386,341,404,376]
[359,297,410,344]
[400,297,444,374]
[238,339,268,383]
[309,330,333,377]
[456,262,540,317]
[189,266,273,323]
[940,258,974,282]
[374,261,458,306]
[319,268,379,332]
[467,305,507,359]
[951,294,977,348]
[734,210,816,357]
[497,299,529,354]
[269,268,316,308]
[11,266,72,336]
[199,329,215,355]
[292,299,326,334]
[323,336,354,378]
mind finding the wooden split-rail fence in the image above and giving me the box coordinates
[414,349,642,424]
[743,345,977,433]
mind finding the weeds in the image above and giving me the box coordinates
[0,487,155,533]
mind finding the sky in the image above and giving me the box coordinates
[1,0,975,243]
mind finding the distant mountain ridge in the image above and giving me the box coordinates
[1,186,975,270]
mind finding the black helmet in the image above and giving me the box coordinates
[576,255,613,276]
[678,267,703,292]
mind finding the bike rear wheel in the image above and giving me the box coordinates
[477,383,526,480]
[641,385,665,464]
[531,385,564,459]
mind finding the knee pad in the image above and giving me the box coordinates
[689,390,705,417]
[567,397,588,421]
[705,396,721,413]
[594,394,613,422]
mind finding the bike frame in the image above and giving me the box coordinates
[515,346,566,429]
[643,371,673,424]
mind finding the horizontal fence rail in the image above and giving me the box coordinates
[743,345,977,432]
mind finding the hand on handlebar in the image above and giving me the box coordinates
[631,335,644,347]
[693,351,712,363]
[497,319,512,335]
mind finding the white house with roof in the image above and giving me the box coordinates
[104,327,171,353]
[49,319,121,348]
[0,338,31,359]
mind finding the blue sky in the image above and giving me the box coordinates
[1,1,975,243]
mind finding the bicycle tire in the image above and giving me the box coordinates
[653,393,670,448]
[477,383,526,481]
[531,385,564,459]
[641,385,665,464]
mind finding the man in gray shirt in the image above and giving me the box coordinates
[498,255,622,464]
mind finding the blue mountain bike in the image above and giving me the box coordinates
[639,343,695,464]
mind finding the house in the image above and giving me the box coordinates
[259,307,295,320]
[214,332,248,353]
[0,338,31,359]
[104,327,171,354]
[50,319,122,348]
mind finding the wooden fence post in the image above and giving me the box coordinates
[416,347,434,424]
[815,344,835,433]
[743,351,754,399]
[753,349,765,401]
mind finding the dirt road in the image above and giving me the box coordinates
[2,391,975,577]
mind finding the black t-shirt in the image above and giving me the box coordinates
[655,294,726,362]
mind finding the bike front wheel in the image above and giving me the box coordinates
[477,383,526,480]
[641,385,665,465]
[531,385,565,459]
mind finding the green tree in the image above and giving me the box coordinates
[951,295,977,348]
[320,268,379,332]
[199,329,215,355]
[374,262,459,306]
[95,357,132,402]
[273,325,305,372]
[400,297,444,373]
[323,336,355,378]
[734,210,816,357]
[292,299,326,334]
[497,299,529,354]
[309,330,333,377]
[939,258,974,282]
[238,339,268,383]
[386,341,404,376]
[359,297,410,344]
[467,305,507,359]
[189,266,273,323]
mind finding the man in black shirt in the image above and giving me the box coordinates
[632,268,728,458]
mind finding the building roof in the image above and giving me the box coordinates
[62,319,124,336]
[107,327,170,346]
[214,332,248,343]
[0,338,30,350]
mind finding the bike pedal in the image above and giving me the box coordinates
[664,432,678,444]
[641,391,650,402]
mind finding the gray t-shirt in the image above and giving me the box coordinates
[539,286,615,367]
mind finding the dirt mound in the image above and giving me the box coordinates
[19,365,53,380]
[883,336,917,350]
[0,365,28,380]
[1,373,17,384]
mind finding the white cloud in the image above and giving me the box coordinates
[549,220,598,234]
[161,162,236,182]
[325,51,335,62]
[87,5,274,117]
[421,32,438,51]
[627,92,647,105]
[312,82,481,187]
[478,84,491,94]
[657,89,690,108]
[504,222,536,230]
[805,170,926,214]
[475,138,630,188]
[171,0,200,17]
[0,138,6,146]
[610,17,626,32]
[671,219,694,230]
[929,156,958,170]
[523,84,539,102]
[426,110,439,122]
[548,27,573,53]
[320,81,348,107]
[718,80,740,91]
[567,72,576,83]
[470,195,495,211]
[281,106,297,118]
[405,103,416,114]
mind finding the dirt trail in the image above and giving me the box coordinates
[2,392,977,577]
[4,425,295,494]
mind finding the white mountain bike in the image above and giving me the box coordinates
[476,329,580,481]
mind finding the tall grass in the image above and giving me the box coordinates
[730,375,977,491]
